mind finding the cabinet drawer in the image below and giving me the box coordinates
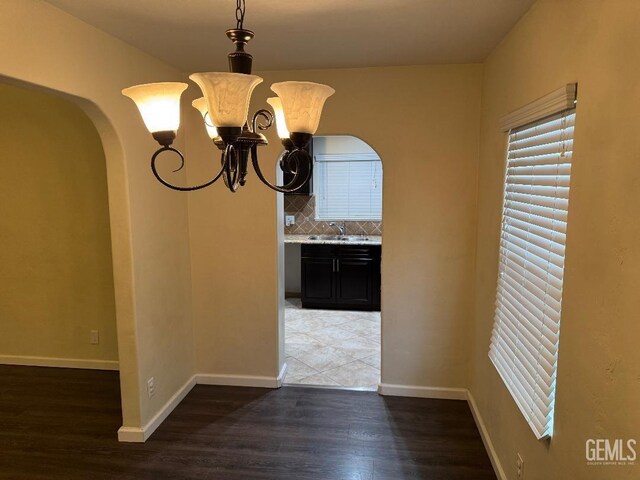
[338,245,380,258]
[301,244,336,258]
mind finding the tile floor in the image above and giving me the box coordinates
[284,298,381,390]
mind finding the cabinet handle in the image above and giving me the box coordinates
[336,259,340,273]
[332,258,336,272]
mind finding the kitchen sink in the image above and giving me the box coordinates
[307,235,370,242]
[342,235,370,241]
[307,235,338,240]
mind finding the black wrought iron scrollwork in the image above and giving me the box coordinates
[149,100,313,193]
[151,146,227,192]
[222,144,243,192]
[251,146,312,193]
[252,109,273,132]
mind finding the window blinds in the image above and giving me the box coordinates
[314,153,382,221]
[489,109,576,440]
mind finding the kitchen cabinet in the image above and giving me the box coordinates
[301,244,381,311]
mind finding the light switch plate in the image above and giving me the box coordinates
[90,330,99,345]
[285,215,295,226]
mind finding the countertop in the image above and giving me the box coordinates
[284,234,382,245]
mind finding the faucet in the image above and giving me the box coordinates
[329,222,346,236]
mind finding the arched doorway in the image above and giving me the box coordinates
[0,80,122,412]
[0,81,119,367]
[280,135,383,389]
[0,74,142,433]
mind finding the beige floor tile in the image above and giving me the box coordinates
[367,332,381,344]
[285,341,322,359]
[360,353,381,369]
[292,344,358,372]
[330,335,379,349]
[343,311,381,322]
[337,310,380,323]
[339,320,380,338]
[323,360,380,388]
[285,331,322,345]
[293,372,338,386]
[286,316,326,332]
[306,325,360,344]
[315,315,352,328]
[329,336,379,360]
[285,357,318,379]
[284,298,380,388]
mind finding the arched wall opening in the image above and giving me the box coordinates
[0,81,120,369]
[0,72,142,431]
[1,2,198,443]
[278,134,384,389]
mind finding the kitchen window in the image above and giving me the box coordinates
[489,86,577,440]
[314,152,383,221]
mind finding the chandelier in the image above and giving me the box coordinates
[122,0,334,193]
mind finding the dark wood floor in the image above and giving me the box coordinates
[0,365,495,479]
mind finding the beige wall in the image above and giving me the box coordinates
[471,1,640,479]
[0,0,194,430]
[0,82,118,363]
[187,65,483,389]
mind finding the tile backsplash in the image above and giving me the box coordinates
[284,195,382,236]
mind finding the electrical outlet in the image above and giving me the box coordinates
[90,330,99,345]
[516,453,524,479]
[147,377,156,398]
[285,215,295,226]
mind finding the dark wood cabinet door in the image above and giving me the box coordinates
[335,258,375,308]
[301,244,381,311]
[301,257,335,307]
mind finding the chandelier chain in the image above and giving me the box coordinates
[236,0,246,29]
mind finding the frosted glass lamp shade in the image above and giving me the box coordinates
[121,82,188,133]
[192,97,218,139]
[270,81,335,134]
[189,72,262,128]
[266,97,290,140]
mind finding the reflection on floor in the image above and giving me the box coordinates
[284,298,381,390]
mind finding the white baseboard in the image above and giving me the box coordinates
[377,382,468,400]
[467,390,507,480]
[116,426,146,443]
[277,361,288,387]
[119,368,286,443]
[0,354,118,371]
[118,375,196,443]
[196,371,283,388]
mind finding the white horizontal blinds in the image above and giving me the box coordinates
[489,109,576,439]
[314,153,382,221]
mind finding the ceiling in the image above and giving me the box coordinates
[45,0,535,72]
